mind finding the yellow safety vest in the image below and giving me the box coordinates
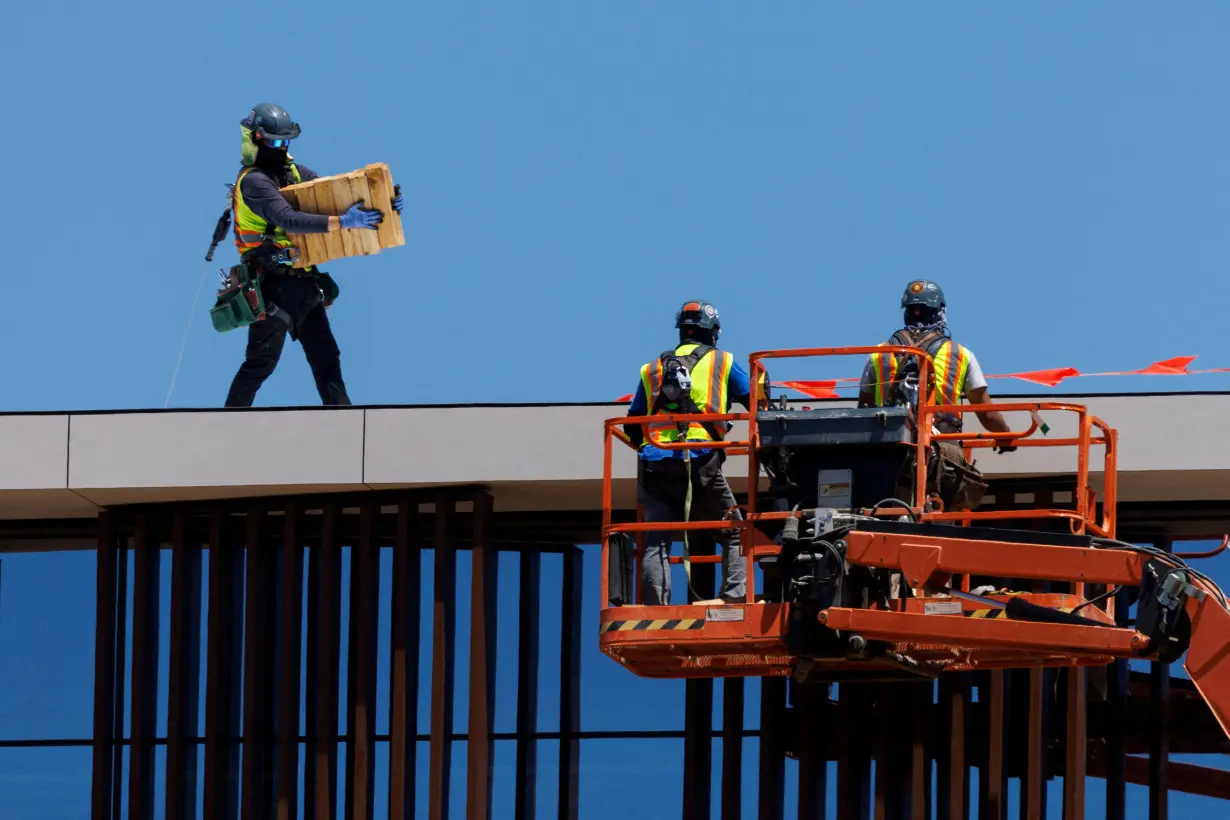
[639,344,734,447]
[868,338,972,409]
[232,164,303,256]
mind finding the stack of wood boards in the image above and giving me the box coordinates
[280,162,405,268]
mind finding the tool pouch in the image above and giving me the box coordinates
[607,532,635,606]
[314,270,341,305]
[930,441,987,512]
[210,264,266,333]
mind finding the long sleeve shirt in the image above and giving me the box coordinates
[239,163,331,234]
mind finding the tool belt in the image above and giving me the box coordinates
[210,246,341,334]
[210,262,266,333]
[927,441,987,512]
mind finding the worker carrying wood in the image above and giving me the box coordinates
[623,301,761,606]
[221,102,403,407]
[858,279,1014,510]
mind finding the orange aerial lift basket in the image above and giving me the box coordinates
[599,345,1230,740]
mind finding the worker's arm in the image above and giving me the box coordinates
[967,385,1011,434]
[623,382,648,448]
[240,170,334,234]
[727,359,754,410]
[295,164,320,183]
[961,352,1011,436]
[856,357,876,407]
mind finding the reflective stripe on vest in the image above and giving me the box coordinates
[929,340,971,406]
[870,350,899,406]
[638,345,733,446]
[866,339,971,407]
[232,164,303,255]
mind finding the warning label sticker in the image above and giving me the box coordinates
[706,606,745,622]
[923,600,963,616]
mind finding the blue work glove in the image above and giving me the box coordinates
[340,201,384,230]
[392,183,404,214]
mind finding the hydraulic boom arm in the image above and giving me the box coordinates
[835,528,1230,738]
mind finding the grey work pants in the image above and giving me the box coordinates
[636,451,747,606]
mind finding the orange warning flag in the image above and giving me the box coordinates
[994,367,1081,388]
[776,380,840,399]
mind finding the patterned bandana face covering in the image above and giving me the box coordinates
[905,305,947,331]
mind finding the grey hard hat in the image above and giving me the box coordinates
[241,103,301,141]
[901,280,946,310]
[675,300,721,331]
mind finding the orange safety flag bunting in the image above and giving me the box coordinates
[613,356,1230,402]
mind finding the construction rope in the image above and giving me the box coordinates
[164,260,210,408]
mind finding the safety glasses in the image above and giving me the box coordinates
[263,137,291,148]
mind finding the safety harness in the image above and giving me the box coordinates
[209,164,339,333]
[647,343,725,601]
[880,326,964,433]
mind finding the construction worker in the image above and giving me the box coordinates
[858,280,1013,510]
[623,300,754,606]
[223,102,404,407]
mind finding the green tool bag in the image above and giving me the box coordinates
[210,264,266,333]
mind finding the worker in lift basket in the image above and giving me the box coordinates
[857,279,1015,511]
[623,300,760,606]
[224,102,404,407]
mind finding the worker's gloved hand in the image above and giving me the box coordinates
[994,443,1017,454]
[392,184,404,213]
[340,201,384,230]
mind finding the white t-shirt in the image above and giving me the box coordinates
[859,344,987,397]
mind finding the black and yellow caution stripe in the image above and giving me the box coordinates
[964,604,1080,619]
[600,618,705,634]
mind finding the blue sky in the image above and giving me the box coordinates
[3,1,1230,817]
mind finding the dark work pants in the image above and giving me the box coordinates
[224,273,351,407]
[636,450,746,605]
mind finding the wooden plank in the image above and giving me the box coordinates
[907,682,930,820]
[466,491,499,820]
[796,683,828,820]
[303,538,320,820]
[1064,668,1087,820]
[758,676,787,820]
[346,501,381,820]
[312,176,344,263]
[166,512,203,820]
[1024,669,1046,820]
[983,672,1006,820]
[241,507,270,820]
[364,163,405,250]
[515,550,541,820]
[111,542,129,820]
[683,534,715,820]
[1105,587,1130,820]
[389,499,421,820]
[837,684,871,820]
[333,173,356,259]
[1149,661,1170,820]
[90,512,117,820]
[204,511,243,820]
[128,514,159,820]
[721,678,744,820]
[276,504,304,820]
[351,174,381,256]
[429,498,457,820]
[559,546,583,820]
[936,674,970,820]
[293,185,329,270]
[314,501,343,820]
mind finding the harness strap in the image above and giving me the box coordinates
[649,344,723,442]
